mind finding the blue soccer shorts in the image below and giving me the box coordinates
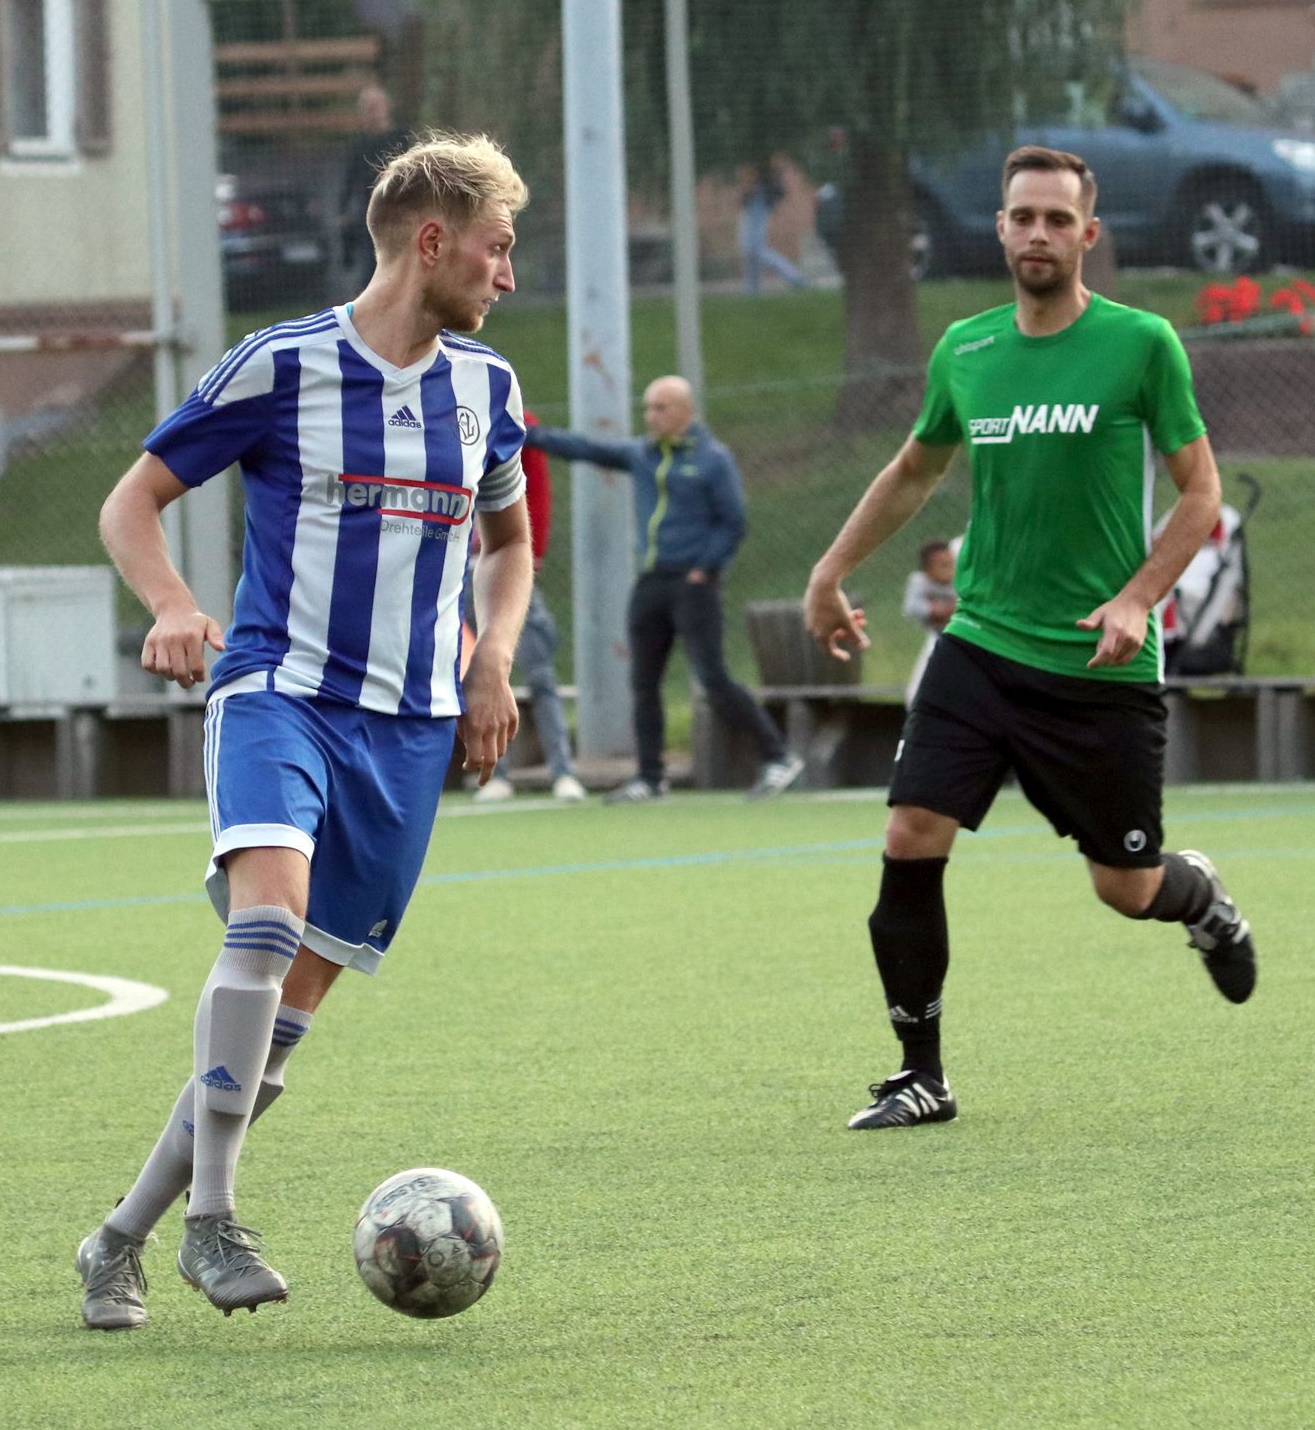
[203,686,456,974]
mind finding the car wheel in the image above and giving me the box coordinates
[1181,182,1268,273]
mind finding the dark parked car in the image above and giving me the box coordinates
[818,57,1315,277]
[217,170,331,311]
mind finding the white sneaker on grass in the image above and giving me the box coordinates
[473,775,515,803]
[552,773,587,801]
[746,753,804,800]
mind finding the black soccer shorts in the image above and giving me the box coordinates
[888,634,1167,869]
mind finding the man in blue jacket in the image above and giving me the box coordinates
[526,375,803,802]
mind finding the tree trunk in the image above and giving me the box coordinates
[836,135,927,430]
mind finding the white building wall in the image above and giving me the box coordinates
[0,0,152,307]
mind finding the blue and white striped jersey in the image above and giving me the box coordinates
[146,306,526,718]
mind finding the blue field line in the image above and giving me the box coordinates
[1,805,1311,920]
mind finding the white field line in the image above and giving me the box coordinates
[0,965,169,1035]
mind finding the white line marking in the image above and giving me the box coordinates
[0,822,210,844]
[0,965,169,1035]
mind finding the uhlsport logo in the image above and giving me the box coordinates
[1124,829,1148,854]
[968,403,1100,445]
[387,405,423,429]
[327,473,473,525]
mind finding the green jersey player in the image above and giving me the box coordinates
[804,145,1256,1132]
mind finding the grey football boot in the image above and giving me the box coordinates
[77,1223,150,1330]
[178,1213,288,1316]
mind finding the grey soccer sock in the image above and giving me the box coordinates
[106,1078,198,1241]
[107,1003,315,1241]
[250,1004,314,1121]
[189,905,303,1219]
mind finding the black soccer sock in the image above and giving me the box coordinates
[867,855,950,1083]
[1135,852,1213,924]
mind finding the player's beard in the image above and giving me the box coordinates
[1007,245,1079,297]
[421,271,489,335]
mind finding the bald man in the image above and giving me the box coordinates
[526,377,803,801]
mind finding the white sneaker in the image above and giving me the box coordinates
[473,775,515,803]
[746,753,804,800]
[552,773,587,801]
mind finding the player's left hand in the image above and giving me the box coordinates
[457,648,520,783]
[1077,596,1149,668]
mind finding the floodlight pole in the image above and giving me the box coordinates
[168,0,232,629]
[139,0,232,632]
[561,0,635,758]
[665,0,704,407]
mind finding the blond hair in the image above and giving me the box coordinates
[366,131,528,257]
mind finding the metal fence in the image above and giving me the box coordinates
[2,0,1313,700]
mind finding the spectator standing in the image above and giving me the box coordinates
[804,144,1256,1133]
[474,411,587,803]
[526,376,804,803]
[738,160,808,296]
[338,84,412,291]
[901,537,958,707]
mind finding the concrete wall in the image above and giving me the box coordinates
[1128,0,1315,96]
[0,0,152,306]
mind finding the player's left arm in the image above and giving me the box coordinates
[460,496,533,783]
[1079,434,1222,668]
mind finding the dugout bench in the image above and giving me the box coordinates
[689,601,1315,791]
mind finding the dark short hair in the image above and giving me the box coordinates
[1001,145,1097,216]
[919,538,952,569]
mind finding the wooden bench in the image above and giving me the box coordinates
[693,682,908,790]
[0,695,207,800]
[692,676,1315,791]
[1162,675,1315,782]
[0,683,584,800]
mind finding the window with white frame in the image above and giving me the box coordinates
[1,0,110,160]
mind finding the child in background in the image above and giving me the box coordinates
[902,538,958,707]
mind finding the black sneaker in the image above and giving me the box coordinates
[1180,850,1256,1004]
[847,1070,957,1130]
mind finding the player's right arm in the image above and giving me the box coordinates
[99,453,225,690]
[804,435,957,661]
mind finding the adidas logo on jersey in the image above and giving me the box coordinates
[387,405,423,429]
[199,1064,242,1093]
[968,403,1100,445]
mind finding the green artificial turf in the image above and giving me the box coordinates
[1,786,1312,1427]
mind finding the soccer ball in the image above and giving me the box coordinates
[353,1167,504,1319]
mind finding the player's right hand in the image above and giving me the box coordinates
[803,582,870,662]
[141,610,226,689]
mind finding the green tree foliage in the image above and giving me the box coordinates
[671,0,1130,396]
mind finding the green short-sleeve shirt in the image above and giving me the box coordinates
[912,293,1206,682]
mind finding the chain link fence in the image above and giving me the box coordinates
[2,0,1313,709]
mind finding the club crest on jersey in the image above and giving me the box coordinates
[456,406,481,445]
[968,403,1099,445]
[327,474,473,524]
